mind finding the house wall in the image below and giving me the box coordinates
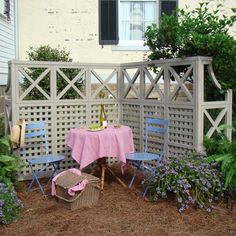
[18,0,236,63]
[0,0,17,86]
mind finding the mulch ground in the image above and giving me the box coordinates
[1,165,236,236]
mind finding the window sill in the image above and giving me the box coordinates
[111,45,149,51]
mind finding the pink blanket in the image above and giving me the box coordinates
[66,125,135,170]
[51,168,88,196]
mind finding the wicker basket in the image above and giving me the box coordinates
[54,171,100,210]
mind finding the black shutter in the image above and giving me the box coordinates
[4,0,10,19]
[160,0,177,16]
[99,0,118,45]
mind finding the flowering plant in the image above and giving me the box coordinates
[0,116,23,224]
[0,182,23,224]
[144,153,224,212]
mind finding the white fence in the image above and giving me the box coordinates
[5,56,232,180]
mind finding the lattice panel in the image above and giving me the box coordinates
[168,145,193,157]
[55,104,87,169]
[18,105,53,180]
[122,104,140,151]
[8,58,232,180]
[168,107,194,156]
[143,105,164,119]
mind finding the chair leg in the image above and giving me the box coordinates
[129,161,143,188]
[28,164,36,191]
[143,187,148,197]
[47,162,60,184]
[129,168,138,188]
[28,164,46,196]
[28,178,35,192]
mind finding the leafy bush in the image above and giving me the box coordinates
[144,153,224,212]
[204,125,236,189]
[0,150,21,184]
[207,142,236,189]
[0,116,23,224]
[22,45,84,100]
[144,3,236,116]
[203,125,234,156]
[0,119,22,184]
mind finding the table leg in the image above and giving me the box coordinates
[106,166,127,188]
[99,158,106,191]
[98,157,127,191]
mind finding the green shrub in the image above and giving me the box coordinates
[144,2,236,117]
[206,141,236,190]
[204,125,236,189]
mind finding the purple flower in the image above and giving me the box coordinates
[0,200,4,207]
[177,197,183,203]
[206,208,212,212]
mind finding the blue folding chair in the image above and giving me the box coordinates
[22,122,65,196]
[126,118,169,196]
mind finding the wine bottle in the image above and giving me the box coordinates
[99,104,107,128]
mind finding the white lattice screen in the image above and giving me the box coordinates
[5,57,232,180]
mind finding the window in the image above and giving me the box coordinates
[99,0,177,48]
[120,0,156,41]
[0,0,10,19]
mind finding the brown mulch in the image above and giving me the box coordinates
[1,165,236,236]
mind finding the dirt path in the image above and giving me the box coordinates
[1,166,236,236]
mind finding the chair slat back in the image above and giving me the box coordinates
[146,118,169,126]
[146,126,167,134]
[23,122,49,156]
[25,122,45,130]
[145,118,169,152]
[25,129,46,139]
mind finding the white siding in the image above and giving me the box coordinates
[0,0,16,85]
[18,0,236,65]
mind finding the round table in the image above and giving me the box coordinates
[66,125,135,190]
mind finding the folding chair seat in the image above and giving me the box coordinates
[126,118,169,196]
[23,122,65,196]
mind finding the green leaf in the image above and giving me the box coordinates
[0,155,17,163]
[0,137,10,147]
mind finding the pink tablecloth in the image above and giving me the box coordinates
[66,125,135,170]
